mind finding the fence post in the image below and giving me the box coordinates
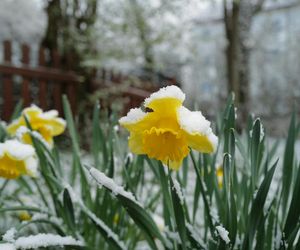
[52,49,63,115]
[3,40,13,121]
[21,44,31,107]
[38,47,47,109]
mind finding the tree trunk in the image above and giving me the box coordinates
[41,0,62,51]
[238,1,253,122]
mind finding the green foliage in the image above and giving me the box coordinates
[0,95,299,249]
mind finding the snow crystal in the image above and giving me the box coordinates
[216,225,230,244]
[172,178,184,205]
[0,243,15,250]
[119,108,146,124]
[89,167,141,206]
[14,234,83,249]
[177,106,218,150]
[144,85,185,106]
[2,228,16,242]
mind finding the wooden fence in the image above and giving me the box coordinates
[0,40,158,121]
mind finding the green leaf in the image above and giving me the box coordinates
[242,161,277,250]
[282,112,296,216]
[88,167,167,249]
[169,174,187,250]
[63,188,76,233]
[284,163,300,244]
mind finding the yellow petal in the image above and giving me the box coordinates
[119,108,156,133]
[0,154,27,179]
[128,132,144,154]
[177,106,218,153]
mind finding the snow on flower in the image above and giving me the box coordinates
[119,85,218,170]
[7,105,66,147]
[0,140,38,179]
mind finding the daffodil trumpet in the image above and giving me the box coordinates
[119,85,218,170]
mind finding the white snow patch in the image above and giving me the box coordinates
[3,140,35,160]
[119,108,146,124]
[177,106,218,150]
[216,225,230,244]
[89,167,141,206]
[144,85,185,107]
[0,243,15,250]
[13,234,83,249]
[2,228,16,242]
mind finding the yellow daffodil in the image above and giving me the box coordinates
[18,211,32,221]
[0,140,38,179]
[216,165,223,188]
[119,85,218,170]
[7,105,66,147]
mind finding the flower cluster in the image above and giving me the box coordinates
[0,105,65,179]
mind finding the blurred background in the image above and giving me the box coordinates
[0,0,299,135]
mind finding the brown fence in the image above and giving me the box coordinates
[0,40,157,121]
[0,40,80,121]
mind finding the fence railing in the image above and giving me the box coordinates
[0,40,159,121]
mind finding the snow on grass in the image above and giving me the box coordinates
[0,243,15,250]
[215,225,230,244]
[2,228,16,242]
[64,184,127,250]
[172,178,184,205]
[13,234,83,249]
[88,167,141,206]
[144,85,185,106]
